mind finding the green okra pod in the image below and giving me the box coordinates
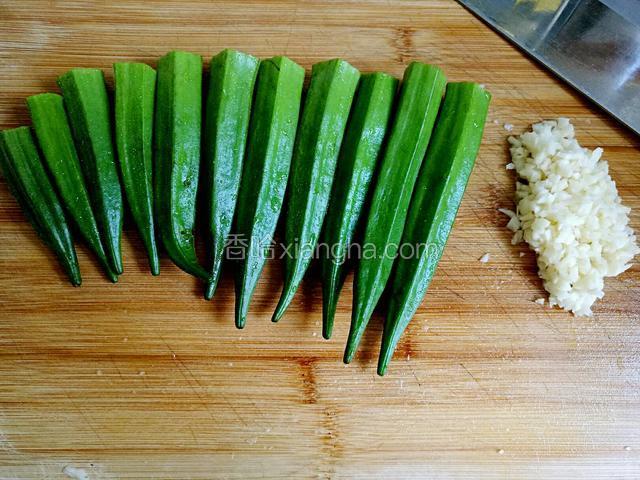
[58,68,124,275]
[234,56,305,328]
[0,127,81,286]
[27,92,117,282]
[113,62,160,275]
[320,72,398,339]
[203,49,260,300]
[273,58,360,322]
[378,82,490,375]
[154,50,209,280]
[345,62,446,363]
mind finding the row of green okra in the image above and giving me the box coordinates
[0,50,490,375]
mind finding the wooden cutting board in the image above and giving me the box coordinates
[1,1,639,478]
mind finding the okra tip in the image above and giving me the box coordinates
[149,257,160,277]
[235,314,247,330]
[271,284,298,323]
[377,344,394,376]
[234,290,252,329]
[343,304,372,363]
[68,267,82,287]
[322,321,333,341]
[321,300,336,340]
[377,314,410,376]
[322,274,342,339]
[112,256,124,276]
[343,344,356,364]
[106,269,119,283]
[343,323,366,363]
[204,278,217,301]
[271,307,284,323]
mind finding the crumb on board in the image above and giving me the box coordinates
[534,298,545,305]
[63,466,88,480]
[479,253,491,263]
[503,123,514,132]
[519,252,526,257]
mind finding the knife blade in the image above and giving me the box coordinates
[457,0,640,136]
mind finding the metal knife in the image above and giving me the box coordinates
[457,0,640,136]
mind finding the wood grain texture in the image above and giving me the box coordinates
[1,1,639,478]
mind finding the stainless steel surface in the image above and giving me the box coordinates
[458,0,640,136]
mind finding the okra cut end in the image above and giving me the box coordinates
[114,61,156,74]
[161,50,203,65]
[311,57,360,79]
[264,55,305,75]
[26,93,65,123]
[26,91,61,106]
[212,48,259,67]
[57,67,104,87]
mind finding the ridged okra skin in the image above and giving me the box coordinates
[154,50,209,280]
[0,126,82,286]
[27,92,118,282]
[344,62,446,363]
[272,58,360,323]
[203,49,260,300]
[233,56,305,328]
[320,72,398,339]
[113,62,159,275]
[377,82,490,375]
[58,67,124,275]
